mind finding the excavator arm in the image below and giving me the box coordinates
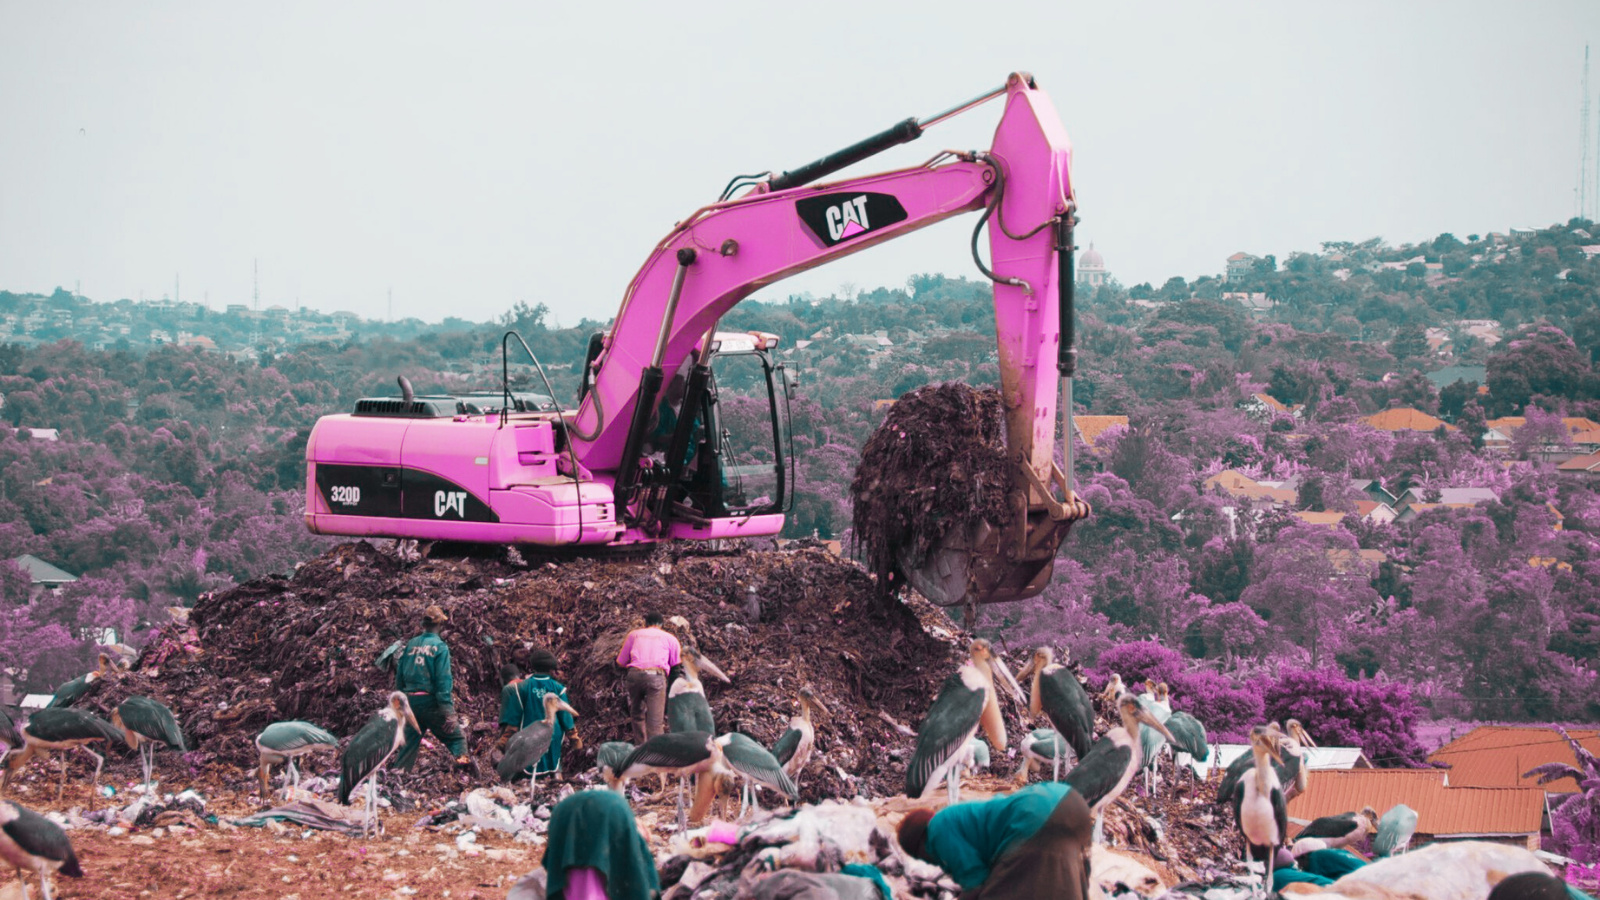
[576,72,1090,604]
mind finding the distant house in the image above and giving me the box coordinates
[1213,744,1372,772]
[1362,408,1457,433]
[19,428,59,442]
[1354,500,1398,526]
[1393,486,1498,522]
[1287,768,1545,850]
[1222,292,1276,316]
[1430,725,1600,794]
[1326,548,1386,576]
[1225,252,1257,283]
[1483,416,1600,454]
[1557,451,1600,476]
[1202,469,1296,510]
[1293,510,1345,528]
[1074,415,1129,450]
[1240,393,1302,422]
[1350,478,1400,507]
[11,554,78,603]
[1424,365,1486,391]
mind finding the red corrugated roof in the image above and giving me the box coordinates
[1074,415,1128,448]
[1429,725,1600,792]
[1285,769,1543,837]
[1363,408,1457,432]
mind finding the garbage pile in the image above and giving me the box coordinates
[75,540,1001,799]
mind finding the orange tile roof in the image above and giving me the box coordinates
[1294,511,1346,527]
[1074,415,1129,449]
[1570,429,1600,446]
[1203,469,1259,491]
[1429,725,1600,792]
[1486,416,1600,436]
[1253,393,1292,413]
[1558,452,1600,472]
[1285,769,1544,838]
[1363,408,1457,432]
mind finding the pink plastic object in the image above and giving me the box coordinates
[706,821,739,845]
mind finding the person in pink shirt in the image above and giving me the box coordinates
[615,612,681,743]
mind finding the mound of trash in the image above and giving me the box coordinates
[850,383,1015,592]
[78,540,996,799]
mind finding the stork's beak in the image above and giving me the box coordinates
[1293,722,1317,747]
[696,655,731,684]
[993,657,1026,705]
[405,709,421,733]
[1139,707,1176,744]
[810,695,832,718]
[557,699,579,717]
[1015,658,1037,682]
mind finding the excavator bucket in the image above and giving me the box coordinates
[900,492,1089,607]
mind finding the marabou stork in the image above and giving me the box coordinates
[1015,647,1094,764]
[1231,726,1286,898]
[905,639,1025,803]
[496,692,579,801]
[596,741,635,791]
[614,731,721,832]
[770,687,830,787]
[0,800,81,900]
[715,733,797,816]
[1062,693,1177,842]
[2,708,124,803]
[1097,674,1125,708]
[1373,803,1418,857]
[44,654,114,710]
[1297,806,1377,850]
[1015,728,1071,783]
[111,696,187,792]
[1137,690,1172,794]
[338,692,419,838]
[256,721,339,799]
[1216,720,1311,808]
[1147,683,1172,719]
[1163,710,1210,786]
[0,708,21,761]
[666,651,729,735]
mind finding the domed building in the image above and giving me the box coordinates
[1078,243,1107,287]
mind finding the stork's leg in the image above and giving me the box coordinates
[55,752,68,803]
[675,778,688,833]
[38,868,54,900]
[142,743,154,791]
[1052,751,1061,782]
[290,758,300,792]
[1092,812,1104,845]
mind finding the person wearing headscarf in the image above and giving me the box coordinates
[896,782,1092,899]
[541,788,658,900]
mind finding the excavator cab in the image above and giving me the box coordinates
[641,331,794,526]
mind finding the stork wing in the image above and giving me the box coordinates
[1063,736,1134,810]
[770,727,802,767]
[0,706,20,748]
[118,697,187,751]
[44,675,91,710]
[1138,723,1167,770]
[621,732,712,772]
[1298,812,1357,840]
[1373,804,1417,857]
[339,716,400,805]
[1164,712,1210,760]
[1216,751,1255,806]
[595,741,634,773]
[723,734,798,799]
[1039,670,1095,759]
[497,723,554,781]
[667,693,714,735]
[28,708,123,745]
[258,721,339,753]
[1,802,78,871]
[1272,787,1288,848]
[906,673,985,799]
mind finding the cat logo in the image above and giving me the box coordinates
[825,196,872,241]
[434,490,468,518]
[795,191,908,247]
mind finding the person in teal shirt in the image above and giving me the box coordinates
[897,782,1092,899]
[509,647,577,775]
[393,605,470,769]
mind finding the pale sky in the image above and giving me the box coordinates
[4,2,1600,325]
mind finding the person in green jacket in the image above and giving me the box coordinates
[507,648,578,775]
[393,605,470,769]
[897,782,1092,900]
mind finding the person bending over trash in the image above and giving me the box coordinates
[541,787,658,900]
[393,604,471,768]
[897,782,1092,900]
[505,647,579,774]
[615,612,680,743]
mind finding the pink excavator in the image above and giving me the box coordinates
[305,72,1090,607]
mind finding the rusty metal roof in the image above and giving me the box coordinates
[1429,725,1600,792]
[1285,769,1544,837]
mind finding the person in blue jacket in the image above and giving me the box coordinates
[507,647,578,774]
[897,782,1092,899]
